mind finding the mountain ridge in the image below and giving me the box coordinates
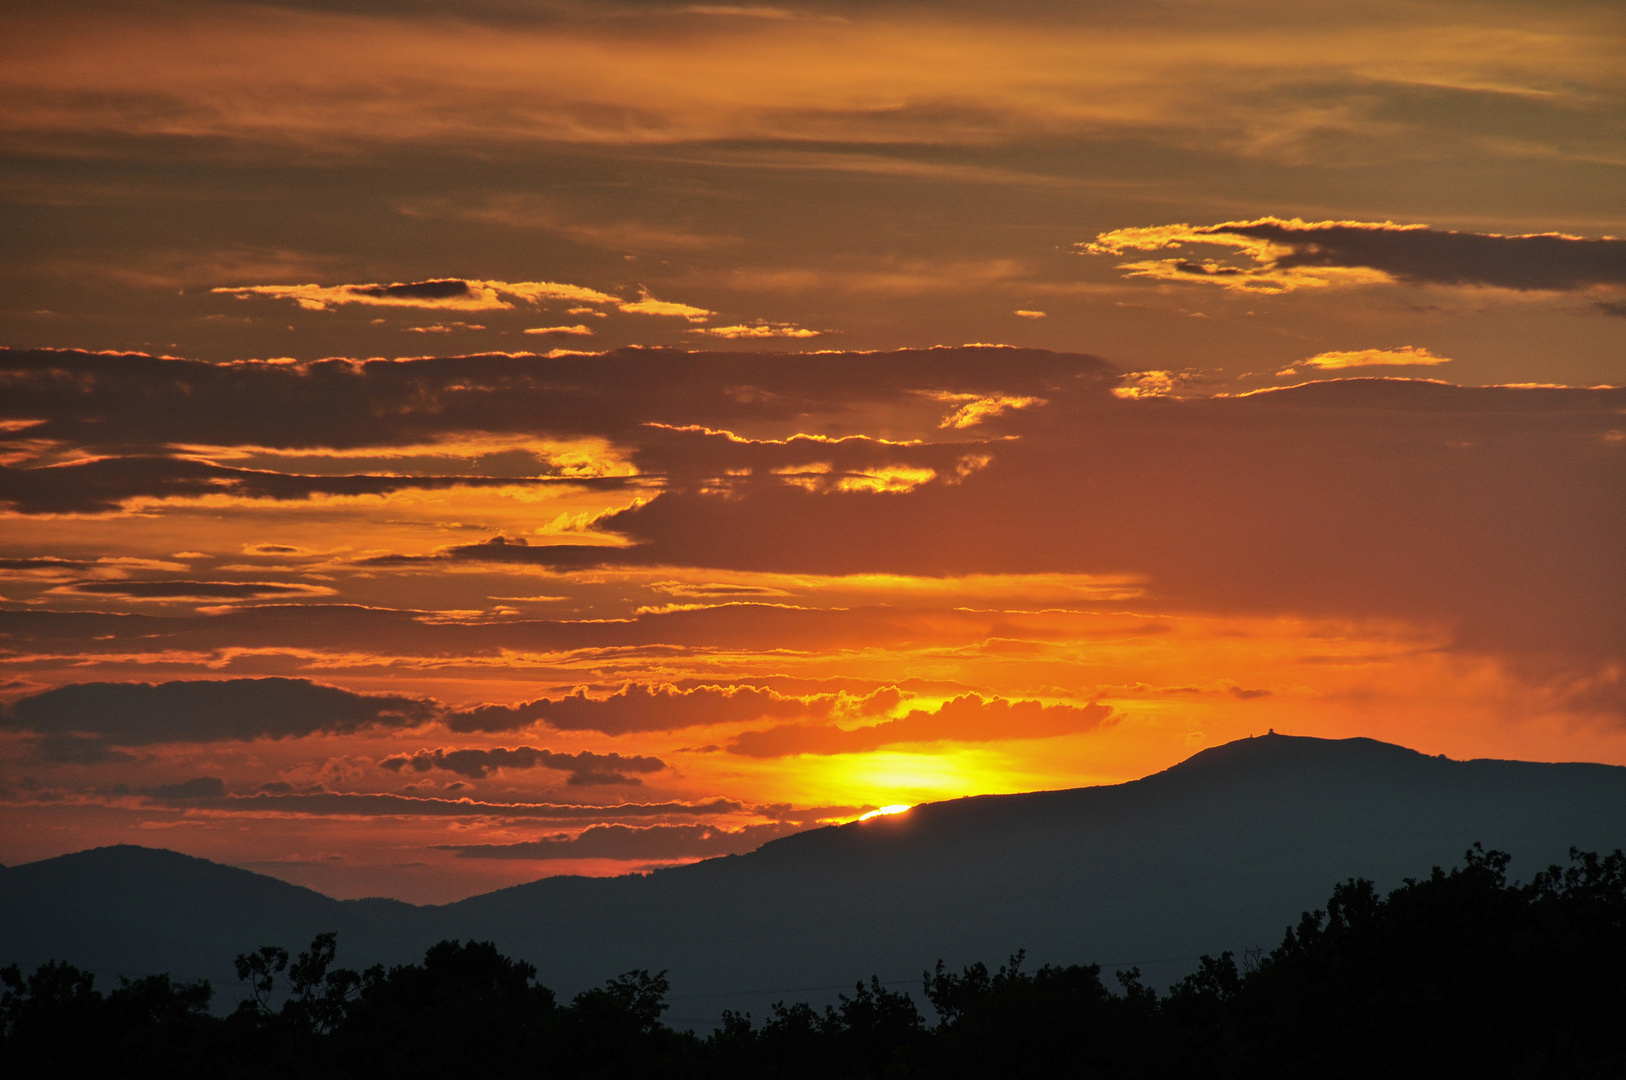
[5,733,1624,1026]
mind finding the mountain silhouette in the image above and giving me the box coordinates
[5,733,1624,1027]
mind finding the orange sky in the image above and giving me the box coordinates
[1,0,1622,902]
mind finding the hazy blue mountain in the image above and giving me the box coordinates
[0,845,435,1006]
[5,733,1624,1026]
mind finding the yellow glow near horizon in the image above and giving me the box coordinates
[858,804,913,821]
[808,750,998,804]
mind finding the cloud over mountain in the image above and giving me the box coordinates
[438,821,803,860]
[727,694,1113,756]
[134,788,745,819]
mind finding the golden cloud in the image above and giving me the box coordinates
[523,325,596,336]
[835,465,938,494]
[767,460,939,495]
[618,291,714,322]
[1082,219,1400,293]
[212,279,620,311]
[694,323,821,339]
[1082,218,1626,294]
[1112,371,1177,399]
[1291,346,1452,372]
[403,322,485,334]
[926,392,1047,429]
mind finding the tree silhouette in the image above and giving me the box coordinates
[3,846,1623,1078]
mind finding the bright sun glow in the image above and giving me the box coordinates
[858,804,913,821]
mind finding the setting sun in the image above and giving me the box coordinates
[1,3,1622,1073]
[0,0,1620,908]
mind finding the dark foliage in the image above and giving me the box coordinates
[3,845,1622,1079]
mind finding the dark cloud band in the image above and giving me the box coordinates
[379,745,668,785]
[1234,220,1626,291]
[437,821,800,860]
[0,454,625,515]
[1086,218,1626,293]
[448,682,828,735]
[1,677,436,745]
[138,788,743,819]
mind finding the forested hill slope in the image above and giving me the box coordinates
[444,733,1626,1022]
[0,846,433,1002]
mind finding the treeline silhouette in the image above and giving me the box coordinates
[4,846,1623,1078]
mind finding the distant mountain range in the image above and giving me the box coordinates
[5,733,1624,1029]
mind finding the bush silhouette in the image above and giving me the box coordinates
[2,845,1622,1078]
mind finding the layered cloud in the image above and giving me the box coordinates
[618,292,713,321]
[28,734,136,765]
[694,323,820,339]
[379,746,668,785]
[0,346,1621,896]
[448,683,830,735]
[0,453,626,515]
[51,580,334,601]
[1,677,435,745]
[135,787,744,820]
[213,279,621,311]
[524,325,595,336]
[2,0,1622,901]
[1292,346,1451,371]
[1083,219,1626,294]
[5,2,1615,165]
[726,694,1113,757]
[140,776,227,800]
[438,822,804,860]
[0,604,1162,680]
[0,346,1094,456]
[1,349,1618,670]
[926,392,1046,429]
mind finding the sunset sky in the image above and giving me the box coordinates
[1,0,1622,903]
